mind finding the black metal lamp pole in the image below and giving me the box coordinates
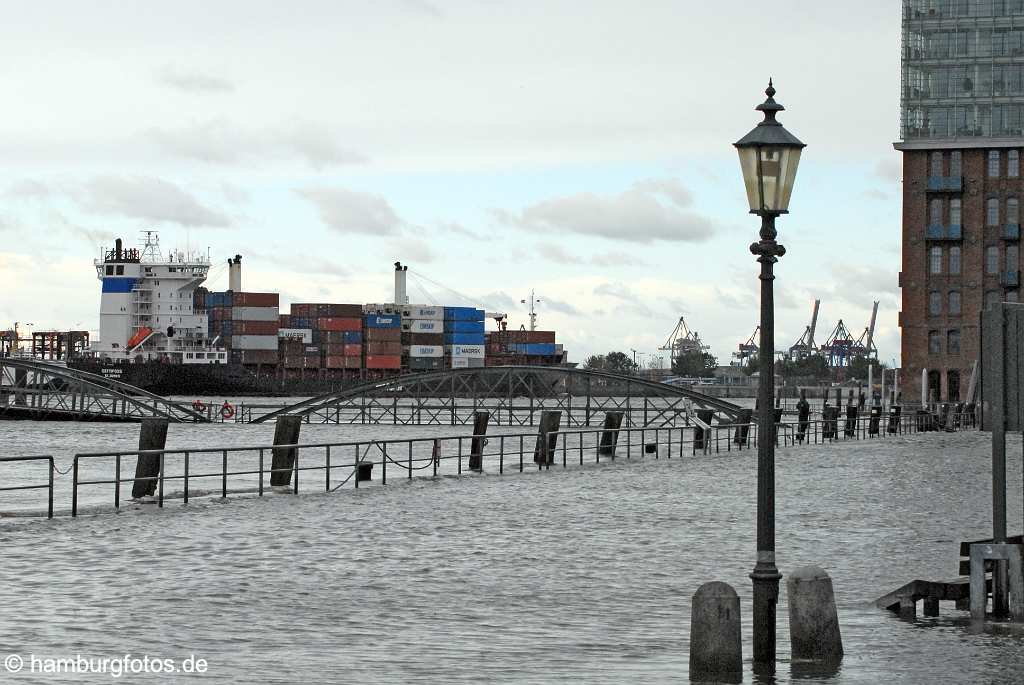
[734,80,805,670]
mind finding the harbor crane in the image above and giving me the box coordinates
[788,299,820,360]
[733,326,759,366]
[819,301,879,367]
[659,317,709,367]
[853,301,880,360]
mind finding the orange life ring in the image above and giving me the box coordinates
[192,399,205,412]
[221,402,235,419]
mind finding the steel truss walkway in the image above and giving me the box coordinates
[252,365,742,427]
[0,358,208,423]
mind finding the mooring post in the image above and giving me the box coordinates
[469,411,490,471]
[132,418,169,499]
[733,408,753,446]
[689,581,742,684]
[694,409,715,451]
[533,410,561,467]
[598,411,625,459]
[270,415,302,488]
[844,393,857,438]
[787,565,843,665]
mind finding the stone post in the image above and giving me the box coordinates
[787,565,843,664]
[689,581,742,683]
[598,411,624,458]
[270,415,302,488]
[533,410,561,466]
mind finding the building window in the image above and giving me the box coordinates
[931,246,944,274]
[1009,290,1020,303]
[929,330,942,355]
[987,246,1001,273]
[948,369,961,402]
[930,198,943,224]
[950,246,961,274]
[986,290,1001,309]
[105,266,113,275]
[1009,197,1020,224]
[930,290,942,315]
[988,197,1001,226]
[1011,150,1021,178]
[949,290,962,315]
[990,150,1001,177]
[948,329,961,355]
[930,151,943,176]
[950,150,962,176]
[1008,243,1020,272]
[950,197,962,226]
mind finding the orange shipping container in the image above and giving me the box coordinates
[344,344,362,357]
[233,292,279,307]
[365,328,402,342]
[235,320,278,336]
[365,355,401,369]
[317,317,361,332]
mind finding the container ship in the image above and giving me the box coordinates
[64,235,567,395]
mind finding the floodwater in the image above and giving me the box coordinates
[1,421,1023,683]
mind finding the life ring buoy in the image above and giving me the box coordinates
[221,402,235,420]
[192,399,206,412]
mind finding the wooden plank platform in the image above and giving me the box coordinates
[875,577,989,618]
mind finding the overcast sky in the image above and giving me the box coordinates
[0,0,903,366]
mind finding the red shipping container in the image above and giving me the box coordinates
[319,331,345,344]
[235,320,278,335]
[327,303,363,317]
[403,332,443,345]
[365,328,402,342]
[344,344,362,357]
[303,356,321,369]
[291,303,314,317]
[321,343,346,355]
[279,314,292,328]
[210,307,229,321]
[367,341,401,356]
[318,317,361,331]
[239,350,278,364]
[365,355,401,369]
[325,355,347,369]
[233,292,279,307]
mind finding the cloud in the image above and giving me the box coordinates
[74,175,230,227]
[540,296,582,316]
[5,179,54,200]
[154,65,234,93]
[714,285,754,310]
[590,251,646,267]
[398,0,443,17]
[47,210,115,246]
[826,263,899,307]
[391,237,437,264]
[440,221,485,240]
[295,187,404,235]
[478,291,518,310]
[862,188,890,201]
[593,282,637,300]
[495,178,716,243]
[148,119,366,169]
[875,157,902,183]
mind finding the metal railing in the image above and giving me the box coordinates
[0,455,55,518]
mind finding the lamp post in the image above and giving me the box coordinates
[734,80,805,669]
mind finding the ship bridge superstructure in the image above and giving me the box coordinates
[92,233,226,364]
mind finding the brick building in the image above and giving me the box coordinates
[896,0,1024,402]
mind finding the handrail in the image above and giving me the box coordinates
[0,455,55,518]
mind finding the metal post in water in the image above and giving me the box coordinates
[132,418,169,499]
[469,411,490,471]
[270,415,302,489]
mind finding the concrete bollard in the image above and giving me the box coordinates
[468,411,490,471]
[887,404,901,433]
[132,418,169,498]
[270,415,302,488]
[689,581,742,683]
[598,411,625,458]
[868,406,881,435]
[787,565,843,665]
[533,410,561,466]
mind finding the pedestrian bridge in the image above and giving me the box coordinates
[250,365,743,427]
[0,357,208,423]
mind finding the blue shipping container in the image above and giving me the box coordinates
[509,343,557,356]
[366,314,402,329]
[443,307,485,322]
[444,333,486,346]
[291,317,313,329]
[446,320,485,334]
[343,330,363,344]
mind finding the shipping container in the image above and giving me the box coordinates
[467,357,485,368]
[509,343,558,356]
[344,343,362,357]
[291,317,313,329]
[318,317,361,332]
[365,314,401,329]
[239,350,278,365]
[444,333,486,346]
[366,355,401,369]
[207,291,233,308]
[363,303,398,314]
[233,292,279,308]
[279,314,292,328]
[326,303,363,317]
[406,344,443,358]
[234,335,279,351]
[402,319,443,333]
[450,344,485,358]
[446,320,485,334]
[325,355,363,369]
[367,341,402,356]
[280,340,305,355]
[443,307,485,322]
[209,307,230,321]
[304,345,321,356]
[450,357,469,369]
[234,320,278,336]
[342,330,362,344]
[232,306,280,322]
[486,330,556,344]
[291,304,314,318]
[404,332,444,345]
[409,357,444,370]
[278,328,313,344]
[365,328,402,342]
[402,305,444,320]
[322,343,346,356]
[193,288,207,311]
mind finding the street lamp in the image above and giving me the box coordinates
[734,79,805,669]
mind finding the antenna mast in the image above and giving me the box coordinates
[521,290,541,331]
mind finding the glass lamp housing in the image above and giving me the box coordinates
[734,81,806,215]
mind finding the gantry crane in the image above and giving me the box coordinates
[852,301,879,360]
[659,317,709,367]
[788,299,820,360]
[733,326,759,367]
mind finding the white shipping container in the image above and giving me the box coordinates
[403,305,444,320]
[402,319,443,333]
[234,335,279,351]
[279,328,313,343]
[468,357,485,368]
[451,357,470,369]
[450,344,485,358]
[232,306,280,322]
[408,345,443,358]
